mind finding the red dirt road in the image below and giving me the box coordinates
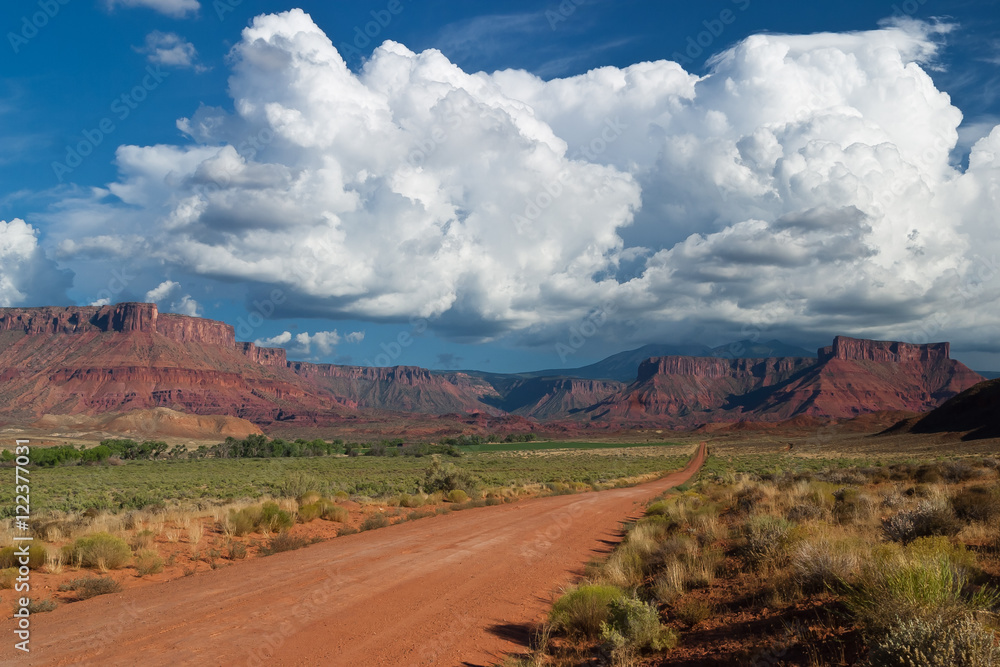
[3,443,705,667]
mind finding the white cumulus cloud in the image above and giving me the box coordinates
[44,10,1000,353]
[138,31,204,71]
[255,329,342,356]
[144,280,179,302]
[0,218,71,307]
[107,0,199,18]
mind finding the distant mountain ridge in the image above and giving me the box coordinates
[0,305,983,432]
[522,339,816,382]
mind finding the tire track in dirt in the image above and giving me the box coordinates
[1,442,706,667]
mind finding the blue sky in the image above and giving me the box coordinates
[1,0,999,373]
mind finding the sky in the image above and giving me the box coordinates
[1,0,999,373]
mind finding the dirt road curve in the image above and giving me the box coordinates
[3,443,706,667]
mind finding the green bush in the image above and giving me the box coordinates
[227,542,247,560]
[866,615,1000,666]
[297,502,323,523]
[424,456,479,494]
[600,596,677,652]
[134,550,164,575]
[550,584,625,638]
[260,502,294,532]
[228,502,295,536]
[0,544,48,570]
[846,553,999,633]
[58,576,122,600]
[446,489,469,503]
[0,567,17,589]
[65,533,132,569]
[399,494,425,508]
[321,504,349,523]
[359,513,390,531]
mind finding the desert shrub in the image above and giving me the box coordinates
[0,567,17,589]
[0,544,48,570]
[791,539,860,594]
[259,502,294,532]
[337,525,359,536]
[550,584,625,639]
[405,509,435,521]
[321,504,349,523]
[261,533,310,555]
[129,529,155,550]
[398,494,425,508]
[832,487,877,525]
[673,598,715,626]
[951,486,1000,523]
[941,461,976,483]
[883,501,962,544]
[652,563,686,605]
[738,515,795,570]
[866,615,1000,667]
[297,502,323,523]
[134,550,164,575]
[846,552,999,633]
[915,465,944,484]
[25,599,57,613]
[359,513,390,531]
[65,533,131,569]
[600,596,677,652]
[333,490,350,500]
[423,457,479,494]
[58,576,122,600]
[786,503,825,522]
[446,489,469,503]
[227,542,247,560]
[734,487,765,514]
[298,491,322,506]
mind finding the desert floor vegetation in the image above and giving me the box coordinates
[0,443,690,614]
[507,452,1000,666]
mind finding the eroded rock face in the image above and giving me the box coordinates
[584,338,984,427]
[818,336,950,364]
[0,305,986,430]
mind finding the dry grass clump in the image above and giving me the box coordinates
[791,538,862,594]
[549,584,625,638]
[221,501,294,537]
[134,549,164,575]
[58,575,122,600]
[63,532,131,570]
